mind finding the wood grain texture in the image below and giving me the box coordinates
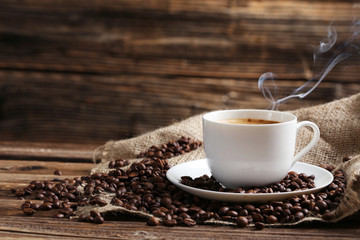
[0,0,359,144]
[1,71,359,144]
[0,141,97,161]
[0,216,359,240]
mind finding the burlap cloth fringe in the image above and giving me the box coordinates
[77,93,360,226]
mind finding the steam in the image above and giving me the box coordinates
[258,20,360,110]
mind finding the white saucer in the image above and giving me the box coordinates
[166,159,333,203]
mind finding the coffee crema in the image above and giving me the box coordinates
[218,118,281,125]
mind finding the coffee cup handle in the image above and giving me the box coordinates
[291,121,320,167]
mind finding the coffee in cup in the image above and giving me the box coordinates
[218,118,281,125]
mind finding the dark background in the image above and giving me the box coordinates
[0,0,359,145]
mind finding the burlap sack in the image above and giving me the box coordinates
[78,93,360,226]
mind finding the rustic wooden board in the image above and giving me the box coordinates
[0,0,359,144]
[0,0,358,80]
[1,71,359,144]
[0,141,96,161]
[0,215,359,240]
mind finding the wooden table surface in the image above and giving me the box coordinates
[1,142,359,240]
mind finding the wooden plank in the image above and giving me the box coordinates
[1,47,359,82]
[0,215,359,240]
[0,0,359,144]
[0,160,94,176]
[1,71,359,143]
[0,157,94,191]
[0,142,96,161]
[0,0,358,81]
[0,232,90,240]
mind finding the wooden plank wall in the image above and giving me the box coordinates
[0,0,359,144]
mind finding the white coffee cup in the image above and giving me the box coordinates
[202,109,320,188]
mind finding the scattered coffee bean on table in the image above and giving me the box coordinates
[10,137,346,231]
[53,169,62,176]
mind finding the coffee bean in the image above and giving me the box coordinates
[252,213,264,222]
[31,203,41,210]
[290,206,302,214]
[23,187,32,195]
[153,210,166,218]
[200,212,212,221]
[108,161,116,168]
[266,215,278,224]
[178,206,188,213]
[21,202,31,209]
[93,215,104,224]
[282,203,292,209]
[52,200,61,209]
[239,209,248,216]
[161,197,172,207]
[15,189,25,197]
[329,185,339,193]
[227,210,238,217]
[89,210,101,219]
[23,207,36,216]
[188,206,201,214]
[294,211,305,221]
[147,217,160,226]
[115,159,126,168]
[183,218,196,227]
[40,203,52,211]
[111,198,123,206]
[244,204,255,212]
[315,200,328,211]
[54,213,65,218]
[85,216,94,222]
[236,216,248,228]
[218,206,230,216]
[255,222,265,230]
[59,207,74,217]
[54,169,62,176]
[96,199,108,207]
[163,219,177,227]
[262,208,273,215]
